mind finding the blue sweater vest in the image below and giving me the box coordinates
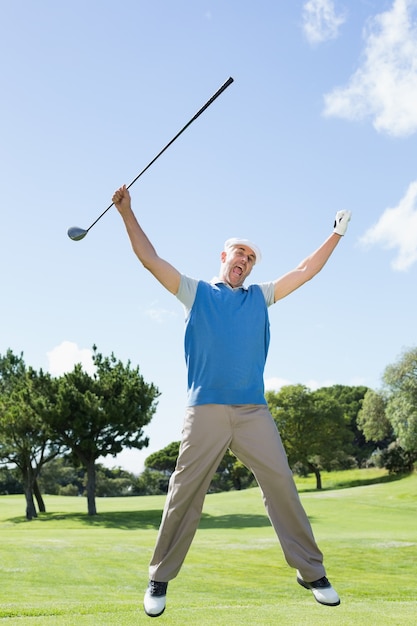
[184,281,270,406]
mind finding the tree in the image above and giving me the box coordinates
[94,465,137,497]
[357,389,393,444]
[321,385,371,465]
[0,466,23,495]
[210,449,254,492]
[37,456,85,495]
[145,440,254,493]
[144,441,180,493]
[132,467,168,495]
[43,346,160,515]
[0,350,60,519]
[378,441,415,474]
[145,441,180,474]
[383,347,417,456]
[266,384,351,489]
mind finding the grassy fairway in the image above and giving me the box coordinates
[1,471,416,625]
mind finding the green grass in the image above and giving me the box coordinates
[1,469,417,625]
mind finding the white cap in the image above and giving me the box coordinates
[224,237,262,263]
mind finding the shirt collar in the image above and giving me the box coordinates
[210,276,248,291]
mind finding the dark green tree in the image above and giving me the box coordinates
[93,465,136,497]
[209,449,254,492]
[145,441,180,474]
[0,466,23,495]
[320,385,371,464]
[0,350,60,519]
[145,441,254,493]
[266,384,351,489]
[43,346,160,515]
[37,456,85,495]
[144,441,180,494]
[132,467,168,495]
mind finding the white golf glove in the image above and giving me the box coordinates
[333,210,352,236]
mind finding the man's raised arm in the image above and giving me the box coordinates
[273,210,351,302]
[113,185,181,295]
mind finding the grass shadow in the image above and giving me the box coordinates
[297,472,405,493]
[6,509,164,529]
[5,509,305,530]
[199,513,272,529]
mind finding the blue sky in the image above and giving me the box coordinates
[1,0,417,474]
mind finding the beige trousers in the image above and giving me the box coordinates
[149,404,326,583]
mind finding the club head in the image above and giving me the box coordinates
[68,226,88,241]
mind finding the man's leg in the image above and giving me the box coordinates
[149,404,232,582]
[229,404,325,582]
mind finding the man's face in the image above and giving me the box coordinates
[219,245,256,288]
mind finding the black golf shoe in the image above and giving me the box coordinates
[144,580,168,617]
[297,572,340,606]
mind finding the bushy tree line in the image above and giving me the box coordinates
[143,349,417,491]
[0,457,164,498]
[143,348,417,490]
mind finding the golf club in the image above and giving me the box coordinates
[68,76,234,241]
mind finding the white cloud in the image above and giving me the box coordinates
[302,0,346,44]
[359,180,417,270]
[265,376,292,391]
[304,378,336,390]
[47,341,95,377]
[144,303,177,324]
[323,0,417,137]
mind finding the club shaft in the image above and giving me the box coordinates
[86,77,234,233]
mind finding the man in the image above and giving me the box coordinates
[112,184,351,618]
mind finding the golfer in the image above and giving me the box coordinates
[113,185,351,618]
